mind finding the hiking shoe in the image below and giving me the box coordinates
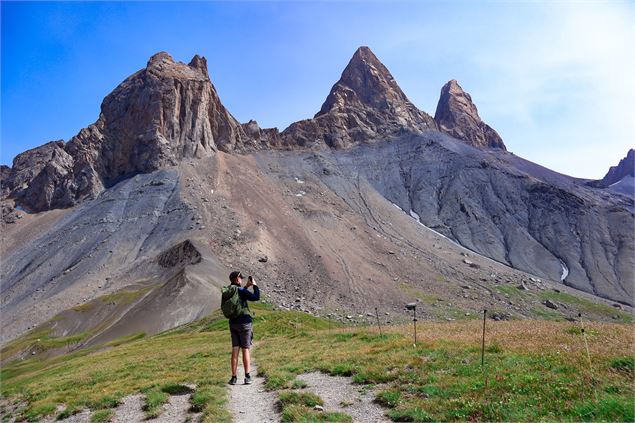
[244,374,252,385]
[228,376,237,385]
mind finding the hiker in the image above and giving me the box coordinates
[221,271,260,385]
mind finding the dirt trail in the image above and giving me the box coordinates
[297,372,391,423]
[228,364,280,423]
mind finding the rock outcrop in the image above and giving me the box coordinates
[281,46,436,149]
[1,52,248,212]
[434,80,506,150]
[598,149,634,187]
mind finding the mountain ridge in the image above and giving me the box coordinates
[1,47,633,348]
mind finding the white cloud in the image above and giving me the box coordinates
[471,2,635,179]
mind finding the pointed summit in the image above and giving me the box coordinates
[317,46,415,116]
[434,80,506,150]
[283,46,435,149]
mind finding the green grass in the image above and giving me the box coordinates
[98,287,153,306]
[0,327,89,360]
[91,409,114,422]
[1,303,633,422]
[292,379,308,389]
[279,391,323,408]
[143,390,169,419]
[278,391,351,422]
[610,356,634,374]
[104,332,146,348]
[376,390,402,408]
[539,291,633,323]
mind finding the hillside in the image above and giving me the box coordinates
[1,304,633,422]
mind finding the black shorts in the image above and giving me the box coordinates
[230,322,253,349]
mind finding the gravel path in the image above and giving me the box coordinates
[39,390,199,423]
[297,372,391,423]
[228,364,279,423]
[111,394,145,422]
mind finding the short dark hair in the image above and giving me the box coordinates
[229,271,242,284]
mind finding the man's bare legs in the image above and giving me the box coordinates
[242,347,251,375]
[231,347,251,376]
[231,346,240,376]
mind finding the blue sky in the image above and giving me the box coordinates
[2,1,633,179]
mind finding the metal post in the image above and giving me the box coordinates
[578,313,597,402]
[481,309,487,367]
[375,307,383,336]
[413,306,418,346]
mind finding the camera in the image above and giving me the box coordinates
[405,303,417,311]
[248,275,253,282]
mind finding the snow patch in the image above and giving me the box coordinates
[559,259,569,281]
[295,191,306,197]
[409,209,421,222]
[392,203,403,211]
[295,177,305,184]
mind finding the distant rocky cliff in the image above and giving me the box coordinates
[2,46,633,308]
[434,80,506,150]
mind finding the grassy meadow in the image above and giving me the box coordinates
[1,303,633,422]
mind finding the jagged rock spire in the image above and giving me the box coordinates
[283,46,436,149]
[434,80,506,150]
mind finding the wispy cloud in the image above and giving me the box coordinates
[471,2,635,178]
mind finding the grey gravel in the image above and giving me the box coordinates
[297,372,391,423]
[229,364,279,423]
[41,409,91,423]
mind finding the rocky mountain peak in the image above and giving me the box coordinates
[142,51,209,81]
[318,46,416,116]
[188,54,209,76]
[599,148,634,187]
[434,79,506,150]
[1,51,245,212]
[147,51,174,66]
[283,46,436,149]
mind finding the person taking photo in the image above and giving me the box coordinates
[221,271,260,385]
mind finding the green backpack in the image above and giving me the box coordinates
[221,285,249,319]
